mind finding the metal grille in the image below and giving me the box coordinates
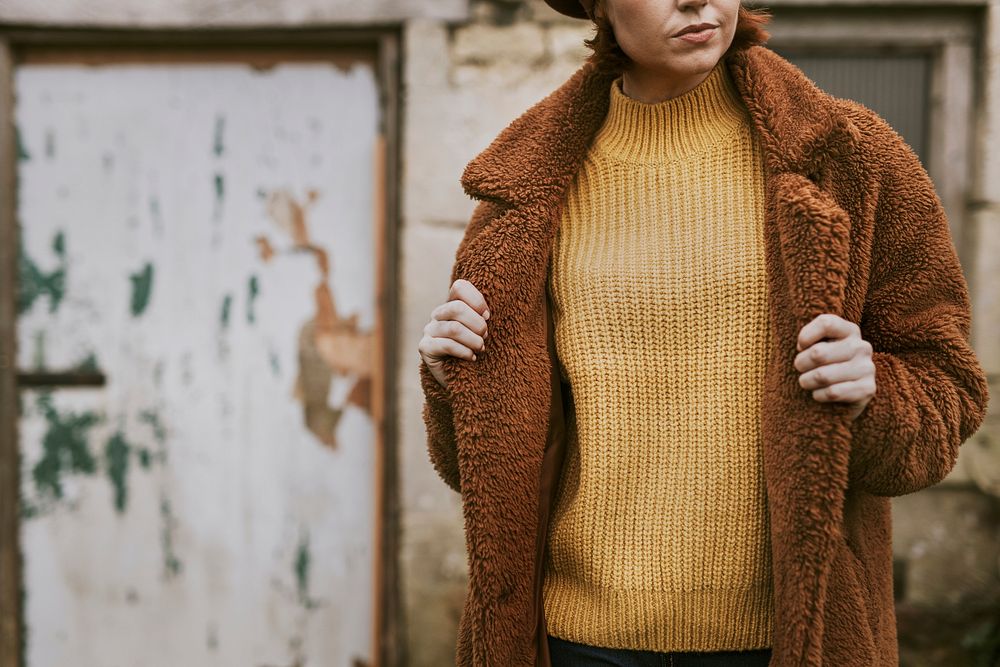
[773,52,932,166]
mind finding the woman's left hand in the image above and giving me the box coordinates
[794,313,877,421]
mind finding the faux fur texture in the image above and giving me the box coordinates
[418,45,990,666]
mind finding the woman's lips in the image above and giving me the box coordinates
[676,25,717,44]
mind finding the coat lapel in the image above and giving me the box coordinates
[729,48,863,666]
[449,45,864,666]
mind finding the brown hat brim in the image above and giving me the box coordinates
[543,0,591,19]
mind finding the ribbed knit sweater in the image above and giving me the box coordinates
[542,60,774,652]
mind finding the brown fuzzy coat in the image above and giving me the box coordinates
[418,45,990,666]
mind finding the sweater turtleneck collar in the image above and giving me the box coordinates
[593,59,748,164]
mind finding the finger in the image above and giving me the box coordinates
[423,334,478,361]
[797,313,860,351]
[426,318,486,354]
[450,279,490,319]
[794,337,869,373]
[799,357,875,390]
[811,377,876,403]
[432,299,488,338]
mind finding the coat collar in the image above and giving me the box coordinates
[460,45,862,207]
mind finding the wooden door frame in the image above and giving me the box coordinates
[0,25,403,667]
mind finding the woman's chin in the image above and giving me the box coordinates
[638,51,725,78]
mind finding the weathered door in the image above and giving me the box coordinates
[8,45,388,667]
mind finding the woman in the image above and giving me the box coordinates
[416,1,990,665]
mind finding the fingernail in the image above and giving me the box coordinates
[472,353,477,361]
[484,310,490,319]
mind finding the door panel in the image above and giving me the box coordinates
[15,54,381,667]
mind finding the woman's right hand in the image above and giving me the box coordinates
[418,279,490,390]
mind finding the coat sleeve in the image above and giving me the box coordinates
[846,123,990,497]
[419,198,508,494]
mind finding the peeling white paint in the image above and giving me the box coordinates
[16,59,380,667]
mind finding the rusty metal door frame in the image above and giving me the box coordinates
[0,26,403,667]
[0,32,19,667]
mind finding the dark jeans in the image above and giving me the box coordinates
[547,635,772,667]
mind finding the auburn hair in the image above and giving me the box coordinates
[584,3,772,74]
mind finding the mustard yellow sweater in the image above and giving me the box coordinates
[543,60,774,652]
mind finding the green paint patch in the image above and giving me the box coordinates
[21,479,41,520]
[139,409,167,446]
[23,397,169,517]
[104,432,131,513]
[213,173,225,221]
[75,352,100,373]
[129,262,154,316]
[18,231,67,315]
[213,116,225,157]
[160,497,183,579]
[31,393,101,503]
[16,126,30,161]
[139,408,169,466]
[247,275,259,324]
[20,502,38,520]
[132,409,167,470]
[294,532,317,609]
[220,294,233,329]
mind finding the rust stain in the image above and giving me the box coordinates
[255,236,276,263]
[265,189,319,248]
[257,189,373,449]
